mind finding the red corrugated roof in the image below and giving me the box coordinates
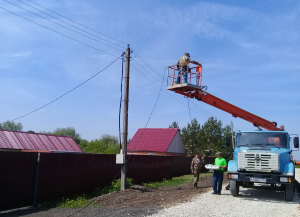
[128,128,179,152]
[0,130,82,152]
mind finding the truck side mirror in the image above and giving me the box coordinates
[226,137,231,147]
[294,137,299,149]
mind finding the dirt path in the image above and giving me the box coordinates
[94,175,217,208]
[0,175,221,217]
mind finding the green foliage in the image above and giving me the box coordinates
[41,196,98,209]
[181,118,201,156]
[142,173,215,189]
[0,120,23,131]
[52,127,81,144]
[78,139,89,150]
[169,121,180,129]
[27,130,35,133]
[83,134,120,154]
[172,117,234,158]
[110,178,133,191]
[142,178,186,188]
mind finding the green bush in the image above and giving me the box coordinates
[110,178,133,191]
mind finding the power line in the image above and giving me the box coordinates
[18,0,126,49]
[119,53,125,150]
[0,6,119,57]
[131,63,210,119]
[66,170,121,217]
[131,60,216,119]
[67,59,168,217]
[12,55,122,121]
[131,57,220,118]
[188,98,192,121]
[27,0,127,45]
[5,0,124,52]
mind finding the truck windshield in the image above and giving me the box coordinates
[237,132,288,148]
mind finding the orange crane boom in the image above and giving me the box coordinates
[167,62,282,131]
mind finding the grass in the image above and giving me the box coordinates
[142,172,215,189]
[295,165,300,168]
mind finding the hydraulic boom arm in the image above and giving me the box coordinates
[167,62,282,131]
[177,89,281,131]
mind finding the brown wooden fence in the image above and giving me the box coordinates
[0,152,212,211]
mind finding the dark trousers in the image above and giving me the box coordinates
[213,170,224,193]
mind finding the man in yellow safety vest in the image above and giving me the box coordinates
[176,53,201,84]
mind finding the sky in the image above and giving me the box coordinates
[1,0,300,158]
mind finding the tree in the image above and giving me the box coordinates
[170,117,233,158]
[83,134,119,154]
[0,121,23,131]
[198,117,232,159]
[181,118,201,156]
[169,121,180,129]
[52,127,81,144]
[78,139,89,150]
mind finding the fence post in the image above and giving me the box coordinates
[33,152,40,207]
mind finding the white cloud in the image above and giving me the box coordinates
[0,52,32,57]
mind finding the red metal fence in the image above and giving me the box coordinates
[172,156,216,176]
[0,152,37,211]
[0,152,205,211]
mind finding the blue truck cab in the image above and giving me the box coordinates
[227,130,299,201]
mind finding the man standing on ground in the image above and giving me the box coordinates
[176,53,201,84]
[191,153,205,189]
[212,152,227,195]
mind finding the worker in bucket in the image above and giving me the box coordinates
[191,153,205,189]
[176,53,201,84]
[212,152,227,195]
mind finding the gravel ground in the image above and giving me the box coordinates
[152,169,300,217]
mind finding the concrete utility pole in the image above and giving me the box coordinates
[121,46,130,190]
[231,121,234,149]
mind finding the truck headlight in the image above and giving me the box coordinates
[231,174,238,179]
[280,177,288,182]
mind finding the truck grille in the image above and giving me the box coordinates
[238,152,279,173]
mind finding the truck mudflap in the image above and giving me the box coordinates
[228,172,294,184]
[295,179,300,191]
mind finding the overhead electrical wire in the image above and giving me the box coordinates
[131,64,210,119]
[67,60,168,217]
[5,0,226,123]
[5,0,124,52]
[27,0,127,45]
[119,53,125,150]
[131,60,217,119]
[18,0,126,49]
[131,57,221,118]
[12,55,122,121]
[2,1,234,125]
[0,6,119,57]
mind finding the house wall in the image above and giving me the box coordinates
[166,131,186,154]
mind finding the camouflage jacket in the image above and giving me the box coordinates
[191,157,205,172]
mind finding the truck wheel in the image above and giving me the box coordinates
[230,180,239,196]
[285,182,294,201]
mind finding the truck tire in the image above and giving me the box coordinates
[285,182,294,201]
[230,180,239,196]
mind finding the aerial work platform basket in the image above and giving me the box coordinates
[167,62,203,93]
